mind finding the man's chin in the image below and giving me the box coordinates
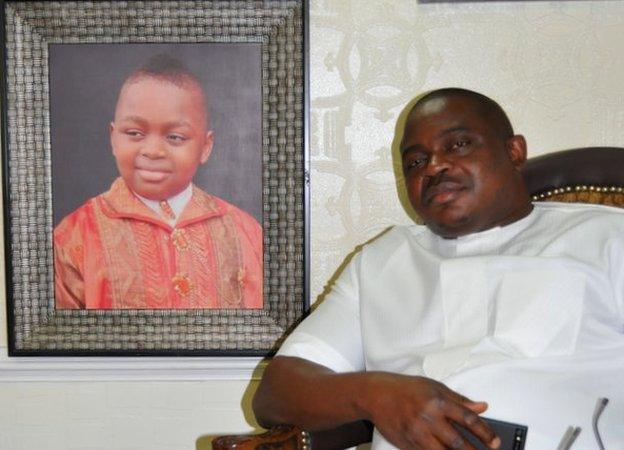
[426,188,465,207]
[424,210,474,239]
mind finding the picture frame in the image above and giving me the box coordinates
[1,0,309,356]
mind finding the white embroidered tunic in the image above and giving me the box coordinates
[278,202,624,450]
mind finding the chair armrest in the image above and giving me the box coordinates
[212,425,309,450]
[212,421,373,450]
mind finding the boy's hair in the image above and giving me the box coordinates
[120,54,209,123]
[126,54,201,87]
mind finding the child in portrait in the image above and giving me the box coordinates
[53,55,263,309]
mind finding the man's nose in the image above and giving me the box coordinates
[425,151,452,176]
[140,137,167,158]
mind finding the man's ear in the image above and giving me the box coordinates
[200,130,214,164]
[506,134,527,170]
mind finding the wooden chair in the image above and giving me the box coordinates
[212,147,624,450]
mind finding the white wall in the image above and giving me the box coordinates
[309,0,624,298]
[2,1,624,449]
[0,378,259,450]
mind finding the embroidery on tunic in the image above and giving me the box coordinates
[131,221,171,308]
[171,229,189,251]
[83,179,250,309]
[176,225,216,308]
[185,194,245,308]
[93,199,147,308]
[211,213,245,308]
[172,273,193,297]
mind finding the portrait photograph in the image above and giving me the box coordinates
[50,43,263,310]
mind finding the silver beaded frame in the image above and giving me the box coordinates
[2,1,308,356]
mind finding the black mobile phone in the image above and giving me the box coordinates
[455,417,528,450]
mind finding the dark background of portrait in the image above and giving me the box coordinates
[50,43,262,225]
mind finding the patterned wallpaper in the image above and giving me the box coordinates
[308,0,624,301]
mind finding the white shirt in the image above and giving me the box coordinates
[134,184,193,226]
[278,202,624,450]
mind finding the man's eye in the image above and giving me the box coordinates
[450,139,470,151]
[406,156,427,170]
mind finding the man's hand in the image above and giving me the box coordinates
[360,372,500,450]
[253,357,499,449]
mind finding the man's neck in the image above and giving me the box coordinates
[434,199,535,240]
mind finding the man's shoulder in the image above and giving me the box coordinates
[530,201,624,240]
[533,201,624,224]
[358,223,426,258]
[534,200,624,214]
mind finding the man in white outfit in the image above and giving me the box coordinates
[253,88,624,450]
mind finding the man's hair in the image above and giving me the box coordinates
[409,88,514,140]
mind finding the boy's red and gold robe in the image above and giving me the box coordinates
[54,178,263,309]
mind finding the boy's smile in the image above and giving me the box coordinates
[110,76,213,201]
[135,159,173,182]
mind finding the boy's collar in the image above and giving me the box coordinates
[133,184,193,224]
[99,178,224,229]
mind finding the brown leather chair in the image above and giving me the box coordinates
[212,147,624,450]
[522,147,624,207]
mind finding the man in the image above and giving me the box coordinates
[253,88,624,449]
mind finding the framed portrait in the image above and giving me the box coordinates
[1,0,309,355]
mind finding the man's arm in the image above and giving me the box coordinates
[253,356,500,450]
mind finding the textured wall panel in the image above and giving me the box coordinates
[308,0,624,301]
